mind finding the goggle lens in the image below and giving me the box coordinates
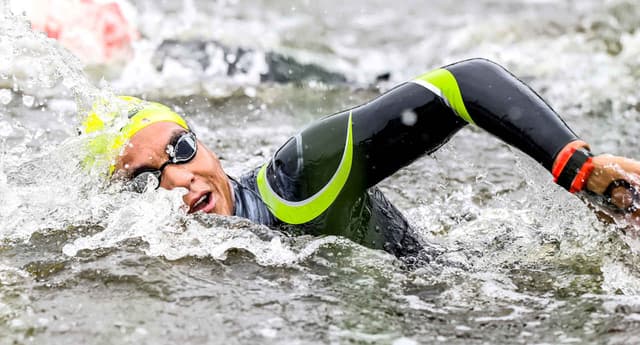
[172,132,197,163]
[125,132,197,193]
[126,170,161,193]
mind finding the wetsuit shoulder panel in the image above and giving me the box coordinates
[256,112,354,224]
[255,78,469,225]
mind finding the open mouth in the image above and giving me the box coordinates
[190,192,214,213]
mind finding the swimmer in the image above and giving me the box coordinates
[85,58,640,265]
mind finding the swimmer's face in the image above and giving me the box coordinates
[114,122,234,215]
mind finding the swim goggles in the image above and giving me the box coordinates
[125,131,198,193]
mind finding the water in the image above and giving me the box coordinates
[2,0,640,343]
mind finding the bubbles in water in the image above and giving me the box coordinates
[0,121,13,137]
[0,89,12,105]
[601,259,640,295]
[21,94,34,107]
[392,337,418,345]
[244,86,257,98]
[226,53,237,63]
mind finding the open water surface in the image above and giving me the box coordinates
[3,0,640,344]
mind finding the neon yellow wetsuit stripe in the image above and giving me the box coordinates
[412,69,475,125]
[256,112,354,224]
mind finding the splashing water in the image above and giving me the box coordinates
[3,0,640,344]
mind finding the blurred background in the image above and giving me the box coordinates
[2,0,640,344]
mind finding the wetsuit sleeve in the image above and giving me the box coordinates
[256,58,580,224]
[442,59,579,171]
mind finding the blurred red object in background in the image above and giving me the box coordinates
[12,0,139,64]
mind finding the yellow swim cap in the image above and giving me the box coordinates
[82,96,189,175]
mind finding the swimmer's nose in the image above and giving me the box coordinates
[160,164,195,191]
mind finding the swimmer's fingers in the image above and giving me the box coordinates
[586,155,640,210]
[602,180,640,212]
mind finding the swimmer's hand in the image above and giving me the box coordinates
[553,141,640,215]
[585,155,640,213]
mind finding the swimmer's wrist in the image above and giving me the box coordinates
[551,140,594,193]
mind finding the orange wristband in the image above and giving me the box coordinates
[569,156,594,193]
[552,146,576,182]
[552,144,594,193]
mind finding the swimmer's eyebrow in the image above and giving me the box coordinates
[129,128,187,178]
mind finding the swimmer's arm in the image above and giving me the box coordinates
[444,58,640,214]
[347,57,582,188]
[441,58,579,171]
[282,58,583,190]
[260,58,640,211]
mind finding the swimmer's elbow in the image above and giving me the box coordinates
[462,57,503,67]
[446,58,510,79]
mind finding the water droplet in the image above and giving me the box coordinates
[0,122,13,137]
[226,53,237,63]
[0,89,12,105]
[22,94,34,107]
[401,109,417,126]
[244,87,257,98]
[392,337,418,345]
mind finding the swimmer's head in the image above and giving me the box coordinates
[82,96,234,215]
[82,96,189,175]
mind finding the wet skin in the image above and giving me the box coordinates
[114,121,234,215]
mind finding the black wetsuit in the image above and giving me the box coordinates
[230,58,580,263]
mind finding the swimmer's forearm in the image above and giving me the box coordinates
[421,58,581,171]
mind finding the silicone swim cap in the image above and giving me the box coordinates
[82,96,189,175]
